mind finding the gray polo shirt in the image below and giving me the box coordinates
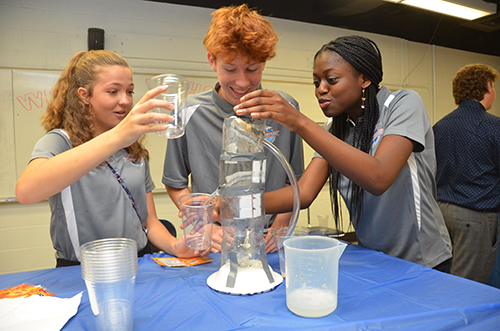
[31,129,153,261]
[315,86,452,268]
[163,83,304,223]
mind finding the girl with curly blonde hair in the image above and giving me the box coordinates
[17,50,207,266]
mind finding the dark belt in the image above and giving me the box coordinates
[438,201,498,214]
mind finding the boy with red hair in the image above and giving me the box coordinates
[162,4,304,253]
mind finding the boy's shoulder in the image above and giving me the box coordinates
[187,89,213,105]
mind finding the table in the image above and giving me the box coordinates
[1,243,500,330]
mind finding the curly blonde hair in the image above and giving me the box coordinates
[42,50,148,162]
[203,4,278,63]
[452,63,498,105]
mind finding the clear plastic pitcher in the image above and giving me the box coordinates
[284,236,346,318]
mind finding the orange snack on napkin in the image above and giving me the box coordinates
[0,283,54,299]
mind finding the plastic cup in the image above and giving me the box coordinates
[271,226,309,278]
[178,193,217,251]
[80,238,138,331]
[147,74,189,139]
[284,236,346,318]
[318,214,330,234]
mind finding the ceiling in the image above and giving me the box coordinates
[149,0,500,57]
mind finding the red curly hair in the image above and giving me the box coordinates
[452,63,498,105]
[203,4,278,63]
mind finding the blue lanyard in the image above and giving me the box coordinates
[105,161,146,233]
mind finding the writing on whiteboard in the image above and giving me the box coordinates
[16,89,51,111]
[189,81,212,95]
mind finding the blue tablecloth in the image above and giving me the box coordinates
[1,243,500,330]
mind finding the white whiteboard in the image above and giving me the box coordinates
[0,69,16,200]
[12,70,60,191]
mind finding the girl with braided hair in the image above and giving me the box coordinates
[235,35,452,270]
[16,50,208,266]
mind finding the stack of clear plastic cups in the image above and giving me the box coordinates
[81,238,138,331]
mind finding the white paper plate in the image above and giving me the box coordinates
[207,263,283,295]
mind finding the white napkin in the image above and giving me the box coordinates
[0,292,82,331]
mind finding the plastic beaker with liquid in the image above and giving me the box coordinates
[284,236,346,318]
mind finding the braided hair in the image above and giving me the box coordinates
[313,36,383,228]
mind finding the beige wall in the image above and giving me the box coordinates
[1,0,499,274]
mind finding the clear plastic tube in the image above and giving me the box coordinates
[263,140,300,237]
